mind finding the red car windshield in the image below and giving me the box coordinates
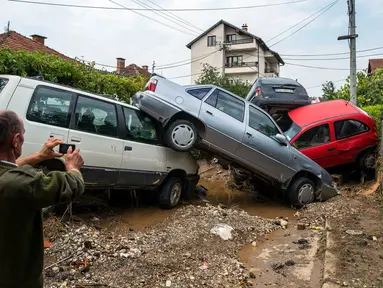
[284,122,302,141]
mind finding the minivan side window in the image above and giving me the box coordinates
[187,88,211,100]
[123,107,159,143]
[27,86,73,128]
[334,119,369,140]
[294,124,331,149]
[74,96,118,137]
[248,106,279,138]
[0,78,8,93]
[205,89,245,122]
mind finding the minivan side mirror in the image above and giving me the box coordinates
[275,133,288,146]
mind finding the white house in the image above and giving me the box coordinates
[186,20,284,84]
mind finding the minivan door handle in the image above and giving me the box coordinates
[206,110,213,116]
[124,146,133,151]
[246,132,253,138]
[71,137,81,143]
[328,147,335,151]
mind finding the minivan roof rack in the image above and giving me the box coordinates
[28,76,45,81]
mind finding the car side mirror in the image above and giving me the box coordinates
[275,133,288,146]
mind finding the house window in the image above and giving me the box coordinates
[226,56,243,67]
[226,34,237,42]
[207,36,216,47]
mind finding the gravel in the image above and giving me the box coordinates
[44,204,279,288]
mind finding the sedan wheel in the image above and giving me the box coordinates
[166,119,198,152]
[288,177,315,207]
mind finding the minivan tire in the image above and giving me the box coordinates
[165,119,197,152]
[159,177,183,209]
[288,178,315,208]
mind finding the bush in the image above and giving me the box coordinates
[0,48,147,103]
[363,104,383,137]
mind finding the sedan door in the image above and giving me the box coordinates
[236,105,295,182]
[291,123,337,168]
[199,88,246,155]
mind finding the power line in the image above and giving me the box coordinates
[144,0,204,32]
[8,0,308,11]
[156,51,215,68]
[305,78,346,89]
[108,0,196,36]
[268,0,339,48]
[283,52,383,61]
[128,0,200,35]
[155,50,219,70]
[280,46,383,57]
[285,62,350,70]
[267,1,337,43]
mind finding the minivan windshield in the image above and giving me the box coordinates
[284,122,302,141]
[0,78,8,93]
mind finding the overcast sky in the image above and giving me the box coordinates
[1,0,382,97]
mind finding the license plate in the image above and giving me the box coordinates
[274,88,294,93]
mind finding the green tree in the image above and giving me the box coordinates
[321,80,336,100]
[322,68,383,106]
[0,48,147,102]
[195,64,251,98]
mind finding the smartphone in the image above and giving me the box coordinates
[59,144,76,154]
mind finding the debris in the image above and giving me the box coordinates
[249,272,256,279]
[284,231,291,237]
[251,241,257,247]
[91,217,100,222]
[199,262,209,270]
[271,262,284,271]
[346,230,363,236]
[293,238,311,249]
[44,240,53,249]
[294,211,301,217]
[273,218,288,229]
[210,223,234,240]
[166,280,172,287]
[297,223,306,230]
[311,225,324,231]
[285,260,295,266]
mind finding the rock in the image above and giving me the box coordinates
[52,267,60,273]
[271,263,284,271]
[373,236,378,241]
[285,260,295,266]
[251,241,257,247]
[273,219,288,228]
[210,223,233,241]
[346,230,363,236]
[297,223,306,230]
[166,280,172,287]
[84,240,92,249]
[249,272,256,278]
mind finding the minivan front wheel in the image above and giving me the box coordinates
[288,178,315,207]
[165,119,197,152]
[159,177,183,209]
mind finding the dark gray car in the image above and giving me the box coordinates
[132,76,338,207]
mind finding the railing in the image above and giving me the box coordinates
[225,62,258,68]
[228,38,254,45]
[265,67,279,76]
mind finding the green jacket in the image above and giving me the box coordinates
[0,161,84,288]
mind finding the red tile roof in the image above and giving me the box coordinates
[0,31,73,61]
[118,63,151,77]
[368,59,383,74]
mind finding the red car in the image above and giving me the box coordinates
[284,100,378,170]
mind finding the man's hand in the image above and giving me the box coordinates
[65,147,84,171]
[39,138,64,161]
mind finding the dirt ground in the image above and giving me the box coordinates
[43,164,383,288]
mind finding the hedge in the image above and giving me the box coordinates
[0,48,147,103]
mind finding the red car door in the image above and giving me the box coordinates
[291,123,338,169]
[330,118,371,166]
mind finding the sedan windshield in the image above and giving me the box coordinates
[284,122,302,141]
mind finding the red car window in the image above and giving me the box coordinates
[334,119,369,140]
[294,124,331,150]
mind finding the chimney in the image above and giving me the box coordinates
[116,57,126,74]
[142,65,148,71]
[30,34,47,45]
[242,24,248,32]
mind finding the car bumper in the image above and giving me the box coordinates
[255,98,311,108]
[318,183,339,202]
[132,92,180,125]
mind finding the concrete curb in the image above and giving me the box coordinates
[322,219,340,288]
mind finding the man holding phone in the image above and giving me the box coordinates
[0,110,85,288]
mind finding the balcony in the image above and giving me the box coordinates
[228,38,253,45]
[225,62,258,74]
[264,67,279,77]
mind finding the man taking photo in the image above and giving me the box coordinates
[0,110,85,288]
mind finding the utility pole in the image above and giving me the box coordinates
[217,41,231,77]
[151,61,155,74]
[338,0,358,105]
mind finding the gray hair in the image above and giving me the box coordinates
[0,110,23,149]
